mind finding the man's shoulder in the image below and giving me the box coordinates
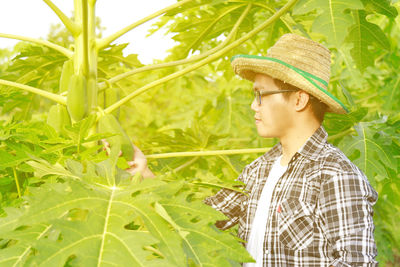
[319,142,365,177]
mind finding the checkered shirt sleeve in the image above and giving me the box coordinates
[203,166,249,230]
[317,156,378,266]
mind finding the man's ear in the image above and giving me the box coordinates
[293,90,310,111]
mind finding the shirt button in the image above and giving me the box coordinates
[265,250,269,255]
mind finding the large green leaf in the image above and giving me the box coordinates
[361,0,398,18]
[346,10,390,71]
[339,120,397,186]
[0,159,251,266]
[293,0,364,46]
[156,195,253,266]
[0,176,183,266]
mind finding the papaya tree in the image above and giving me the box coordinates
[0,0,399,266]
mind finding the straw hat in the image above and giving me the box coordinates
[231,34,348,114]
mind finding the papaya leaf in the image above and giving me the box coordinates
[26,159,79,180]
[339,121,397,186]
[0,156,252,266]
[0,179,181,266]
[293,0,364,46]
[346,10,390,71]
[361,0,398,18]
[0,223,51,267]
[156,195,253,266]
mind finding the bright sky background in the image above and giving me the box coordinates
[0,0,177,64]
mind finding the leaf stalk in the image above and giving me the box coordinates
[99,3,248,91]
[12,167,21,198]
[96,0,193,50]
[0,33,73,58]
[42,0,81,36]
[0,79,67,105]
[146,147,271,159]
[104,0,299,114]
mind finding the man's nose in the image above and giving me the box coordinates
[251,98,258,111]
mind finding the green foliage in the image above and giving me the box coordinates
[0,157,250,266]
[0,0,400,266]
[293,0,364,46]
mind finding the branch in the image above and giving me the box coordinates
[251,2,293,32]
[104,0,299,114]
[82,0,90,77]
[96,0,193,50]
[99,3,249,91]
[0,33,73,58]
[42,0,81,36]
[0,79,67,105]
[327,127,355,141]
[146,147,270,159]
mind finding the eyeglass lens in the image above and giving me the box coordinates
[254,91,261,105]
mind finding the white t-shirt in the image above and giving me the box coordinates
[244,156,288,267]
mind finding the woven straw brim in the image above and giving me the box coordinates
[231,57,348,114]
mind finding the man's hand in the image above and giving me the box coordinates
[126,145,155,178]
[102,140,155,179]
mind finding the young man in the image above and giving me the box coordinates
[204,34,378,266]
[128,34,378,266]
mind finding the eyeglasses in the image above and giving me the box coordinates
[254,90,298,105]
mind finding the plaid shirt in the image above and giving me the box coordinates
[205,126,378,266]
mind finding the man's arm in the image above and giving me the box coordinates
[204,165,251,230]
[318,170,378,267]
[204,186,247,230]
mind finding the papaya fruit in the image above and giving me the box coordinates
[59,59,74,93]
[98,113,134,160]
[47,104,71,134]
[67,74,88,121]
[87,77,97,113]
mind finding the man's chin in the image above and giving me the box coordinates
[257,130,275,139]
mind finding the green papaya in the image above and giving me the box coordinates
[59,59,74,93]
[98,113,134,160]
[47,104,71,134]
[87,77,97,113]
[67,74,88,121]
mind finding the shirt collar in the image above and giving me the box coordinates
[296,125,328,161]
[262,125,328,162]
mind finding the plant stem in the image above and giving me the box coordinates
[217,154,239,176]
[12,167,21,198]
[42,0,81,36]
[146,147,271,159]
[0,33,73,58]
[173,157,199,173]
[96,0,193,50]
[250,2,293,32]
[82,0,90,77]
[104,0,299,114]
[327,127,355,141]
[355,92,379,104]
[99,3,248,91]
[0,79,67,105]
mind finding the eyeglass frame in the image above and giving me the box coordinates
[254,89,298,105]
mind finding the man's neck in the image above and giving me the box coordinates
[279,123,321,166]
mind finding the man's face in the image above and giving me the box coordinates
[251,73,294,139]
